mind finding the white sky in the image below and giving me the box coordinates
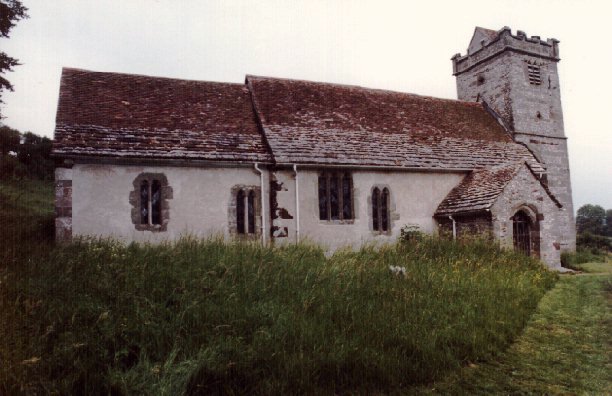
[1,0,610,210]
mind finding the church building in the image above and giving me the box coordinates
[52,27,575,268]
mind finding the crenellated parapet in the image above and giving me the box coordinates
[452,27,560,76]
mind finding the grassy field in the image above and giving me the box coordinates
[0,179,570,394]
[0,179,54,264]
[421,259,612,394]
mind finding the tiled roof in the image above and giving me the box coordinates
[475,27,499,42]
[435,163,522,216]
[259,125,543,171]
[246,75,544,172]
[247,75,510,141]
[53,68,272,162]
[53,69,545,176]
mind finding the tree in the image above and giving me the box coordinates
[0,124,20,155]
[605,209,612,237]
[18,131,53,179]
[0,127,54,180]
[575,204,605,235]
[0,0,29,118]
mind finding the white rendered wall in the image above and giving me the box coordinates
[273,169,465,250]
[71,163,268,243]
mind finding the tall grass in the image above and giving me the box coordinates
[0,179,54,264]
[1,234,556,395]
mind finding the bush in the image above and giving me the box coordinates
[399,224,425,242]
[577,232,611,253]
[561,248,607,270]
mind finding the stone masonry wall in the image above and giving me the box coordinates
[454,27,575,252]
[55,167,73,242]
[437,213,493,239]
[456,51,515,130]
[491,164,565,267]
[269,169,297,243]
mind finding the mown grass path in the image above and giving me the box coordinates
[421,262,612,395]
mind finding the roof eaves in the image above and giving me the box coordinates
[434,162,523,216]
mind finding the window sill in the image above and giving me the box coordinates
[372,231,393,236]
[319,219,355,225]
[135,224,168,232]
[233,233,261,241]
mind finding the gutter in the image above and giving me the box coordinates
[53,154,274,169]
[254,163,266,245]
[274,162,472,173]
[293,164,300,243]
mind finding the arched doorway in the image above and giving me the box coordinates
[512,209,540,257]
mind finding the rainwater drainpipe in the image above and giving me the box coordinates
[448,215,457,240]
[254,163,266,245]
[293,164,300,243]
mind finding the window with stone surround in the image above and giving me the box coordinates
[129,173,172,232]
[372,187,390,233]
[318,171,353,221]
[230,186,261,236]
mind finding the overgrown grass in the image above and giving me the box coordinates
[0,179,54,264]
[0,179,559,394]
[1,234,556,394]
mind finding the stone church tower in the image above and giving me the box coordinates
[452,26,576,251]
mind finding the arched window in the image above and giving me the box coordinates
[381,188,389,232]
[247,190,256,234]
[372,187,390,232]
[513,210,531,256]
[140,179,149,224]
[372,187,380,231]
[342,173,353,220]
[130,173,172,232]
[236,189,246,234]
[234,187,259,236]
[318,171,354,221]
[151,180,161,225]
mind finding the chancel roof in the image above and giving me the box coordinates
[53,68,272,162]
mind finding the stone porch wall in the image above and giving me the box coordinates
[491,164,565,268]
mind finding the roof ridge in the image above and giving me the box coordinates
[246,74,484,107]
[61,67,246,87]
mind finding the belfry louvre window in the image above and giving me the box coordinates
[372,187,390,232]
[318,172,353,221]
[527,64,541,85]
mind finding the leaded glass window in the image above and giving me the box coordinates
[318,172,353,221]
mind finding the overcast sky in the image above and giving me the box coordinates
[1,0,610,210]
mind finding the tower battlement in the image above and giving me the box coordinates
[452,27,559,76]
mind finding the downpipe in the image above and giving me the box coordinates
[254,163,266,245]
[293,164,300,243]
